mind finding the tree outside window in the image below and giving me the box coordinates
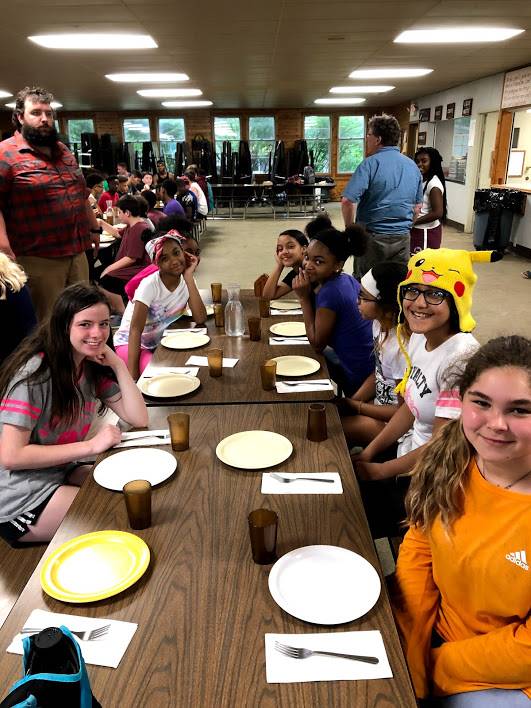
[304,116,331,173]
[123,118,150,160]
[158,118,185,174]
[214,117,240,167]
[249,116,275,173]
[337,116,365,173]
[67,118,94,144]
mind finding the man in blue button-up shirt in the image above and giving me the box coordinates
[342,114,423,279]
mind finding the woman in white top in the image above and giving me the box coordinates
[411,147,446,255]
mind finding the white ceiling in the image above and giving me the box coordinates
[1,0,530,110]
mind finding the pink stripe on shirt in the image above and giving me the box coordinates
[1,398,41,414]
[0,404,40,420]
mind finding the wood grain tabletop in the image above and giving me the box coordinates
[0,404,415,707]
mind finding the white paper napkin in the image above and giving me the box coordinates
[163,327,207,336]
[265,631,392,683]
[261,472,342,494]
[185,355,238,368]
[275,379,333,393]
[269,337,310,345]
[114,429,170,448]
[8,609,137,669]
[271,308,303,316]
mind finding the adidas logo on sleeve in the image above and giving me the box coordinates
[506,550,528,571]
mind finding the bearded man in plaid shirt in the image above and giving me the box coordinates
[0,86,100,320]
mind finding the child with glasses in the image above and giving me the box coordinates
[354,248,503,484]
[337,261,409,449]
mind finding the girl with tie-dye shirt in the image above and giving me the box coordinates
[0,284,147,546]
[114,233,206,380]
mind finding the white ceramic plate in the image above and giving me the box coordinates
[270,322,306,337]
[139,373,200,398]
[93,448,177,491]
[268,545,381,624]
[183,304,215,317]
[160,332,210,349]
[100,233,116,243]
[271,355,320,377]
[216,430,293,470]
[270,299,301,311]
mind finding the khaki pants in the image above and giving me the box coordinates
[17,253,89,322]
[353,232,410,280]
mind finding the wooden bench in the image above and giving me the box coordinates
[0,544,44,629]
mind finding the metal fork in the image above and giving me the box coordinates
[270,473,334,484]
[271,337,308,342]
[274,640,379,664]
[20,624,111,641]
[281,381,329,387]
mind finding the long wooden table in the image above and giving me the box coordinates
[0,404,415,706]
[145,289,335,406]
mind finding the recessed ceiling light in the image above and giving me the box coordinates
[0,90,12,98]
[314,97,366,105]
[349,68,432,79]
[161,100,213,108]
[138,88,202,98]
[106,72,189,82]
[5,101,62,109]
[28,34,157,49]
[330,85,394,94]
[395,28,524,43]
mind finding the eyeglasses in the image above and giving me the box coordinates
[358,293,379,304]
[401,285,448,306]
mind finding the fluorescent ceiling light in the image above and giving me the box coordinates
[106,72,189,82]
[0,90,12,98]
[6,101,62,109]
[330,85,394,94]
[314,97,365,105]
[349,68,432,79]
[28,34,157,49]
[161,100,213,108]
[138,88,202,98]
[395,28,524,43]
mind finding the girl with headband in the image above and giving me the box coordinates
[114,232,206,380]
[292,224,374,396]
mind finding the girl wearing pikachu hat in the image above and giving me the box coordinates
[355,248,501,491]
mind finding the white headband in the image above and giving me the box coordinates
[360,270,380,299]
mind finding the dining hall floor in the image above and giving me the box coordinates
[196,202,531,344]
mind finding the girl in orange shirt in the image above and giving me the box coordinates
[392,335,531,707]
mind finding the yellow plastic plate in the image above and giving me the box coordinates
[41,531,150,603]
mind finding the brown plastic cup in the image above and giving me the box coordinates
[214,303,225,328]
[307,403,328,442]
[207,348,223,377]
[248,316,261,342]
[248,508,278,564]
[258,298,270,318]
[260,359,277,391]
[211,282,222,303]
[123,480,151,530]
[167,412,190,451]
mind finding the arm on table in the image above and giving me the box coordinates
[127,301,148,381]
[92,346,148,427]
[262,259,291,300]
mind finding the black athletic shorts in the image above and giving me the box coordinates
[0,494,53,547]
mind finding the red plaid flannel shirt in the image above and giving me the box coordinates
[0,132,91,257]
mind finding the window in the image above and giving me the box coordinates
[158,117,185,173]
[67,118,94,144]
[304,116,330,172]
[214,116,240,167]
[337,116,365,173]
[123,117,151,143]
[249,116,275,173]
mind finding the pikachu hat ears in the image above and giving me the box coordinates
[394,248,502,396]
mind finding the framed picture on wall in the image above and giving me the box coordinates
[409,102,419,121]
[419,108,431,122]
[417,131,427,146]
[446,102,455,119]
[434,105,443,121]
[462,98,473,117]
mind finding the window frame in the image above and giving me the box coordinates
[67,118,95,145]
[337,115,365,175]
[214,116,241,167]
[248,116,276,173]
[122,117,151,143]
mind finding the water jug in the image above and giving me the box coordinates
[224,284,245,336]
